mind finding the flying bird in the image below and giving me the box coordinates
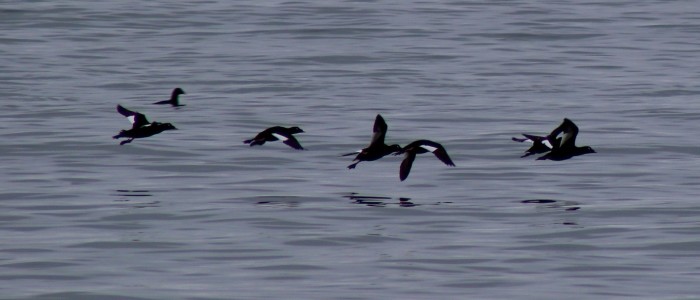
[536,118,595,161]
[113,105,177,145]
[244,126,305,150]
[342,114,401,169]
[394,140,455,181]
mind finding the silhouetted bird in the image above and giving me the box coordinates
[394,140,455,181]
[244,126,305,150]
[536,118,595,161]
[342,114,401,169]
[113,105,177,145]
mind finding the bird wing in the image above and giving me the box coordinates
[272,133,304,150]
[513,134,553,149]
[116,105,150,129]
[548,118,579,149]
[420,143,455,166]
[369,114,387,147]
[522,134,553,149]
[399,151,416,181]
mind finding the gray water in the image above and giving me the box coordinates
[2,1,700,299]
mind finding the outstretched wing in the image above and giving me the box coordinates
[429,146,455,166]
[548,118,579,149]
[116,105,150,129]
[419,141,455,166]
[399,151,416,181]
[523,134,553,149]
[369,114,388,147]
[272,133,304,150]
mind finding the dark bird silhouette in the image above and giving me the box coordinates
[243,126,305,150]
[394,140,455,181]
[536,118,595,161]
[512,134,553,158]
[153,88,186,107]
[113,105,177,145]
[342,114,401,169]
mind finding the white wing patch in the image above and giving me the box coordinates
[127,115,136,124]
[420,145,438,152]
[272,133,289,141]
[561,131,573,146]
[543,140,553,149]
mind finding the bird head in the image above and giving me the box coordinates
[289,127,304,134]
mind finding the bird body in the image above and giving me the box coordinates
[153,88,186,107]
[244,126,305,150]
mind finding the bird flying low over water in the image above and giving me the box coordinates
[513,118,595,161]
[153,87,186,107]
[342,114,401,169]
[537,118,595,161]
[394,140,455,181]
[113,105,177,145]
[244,126,305,150]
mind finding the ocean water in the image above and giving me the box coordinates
[2,1,700,299]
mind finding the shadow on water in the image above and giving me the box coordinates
[256,200,301,208]
[113,190,152,197]
[521,199,581,226]
[344,193,453,207]
[345,193,416,207]
[112,190,160,208]
[521,199,581,211]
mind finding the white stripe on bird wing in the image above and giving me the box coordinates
[420,145,438,152]
[271,133,289,141]
[543,140,553,149]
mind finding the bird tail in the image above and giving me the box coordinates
[113,130,126,139]
[244,139,263,146]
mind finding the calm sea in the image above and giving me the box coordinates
[2,1,700,299]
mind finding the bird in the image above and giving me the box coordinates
[113,105,177,145]
[536,118,595,161]
[153,88,186,107]
[512,134,553,158]
[342,114,401,169]
[243,126,305,150]
[394,140,455,181]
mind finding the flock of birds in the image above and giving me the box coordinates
[113,88,596,181]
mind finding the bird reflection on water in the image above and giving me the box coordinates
[521,199,581,226]
[344,193,417,207]
[112,190,160,208]
[520,199,581,211]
